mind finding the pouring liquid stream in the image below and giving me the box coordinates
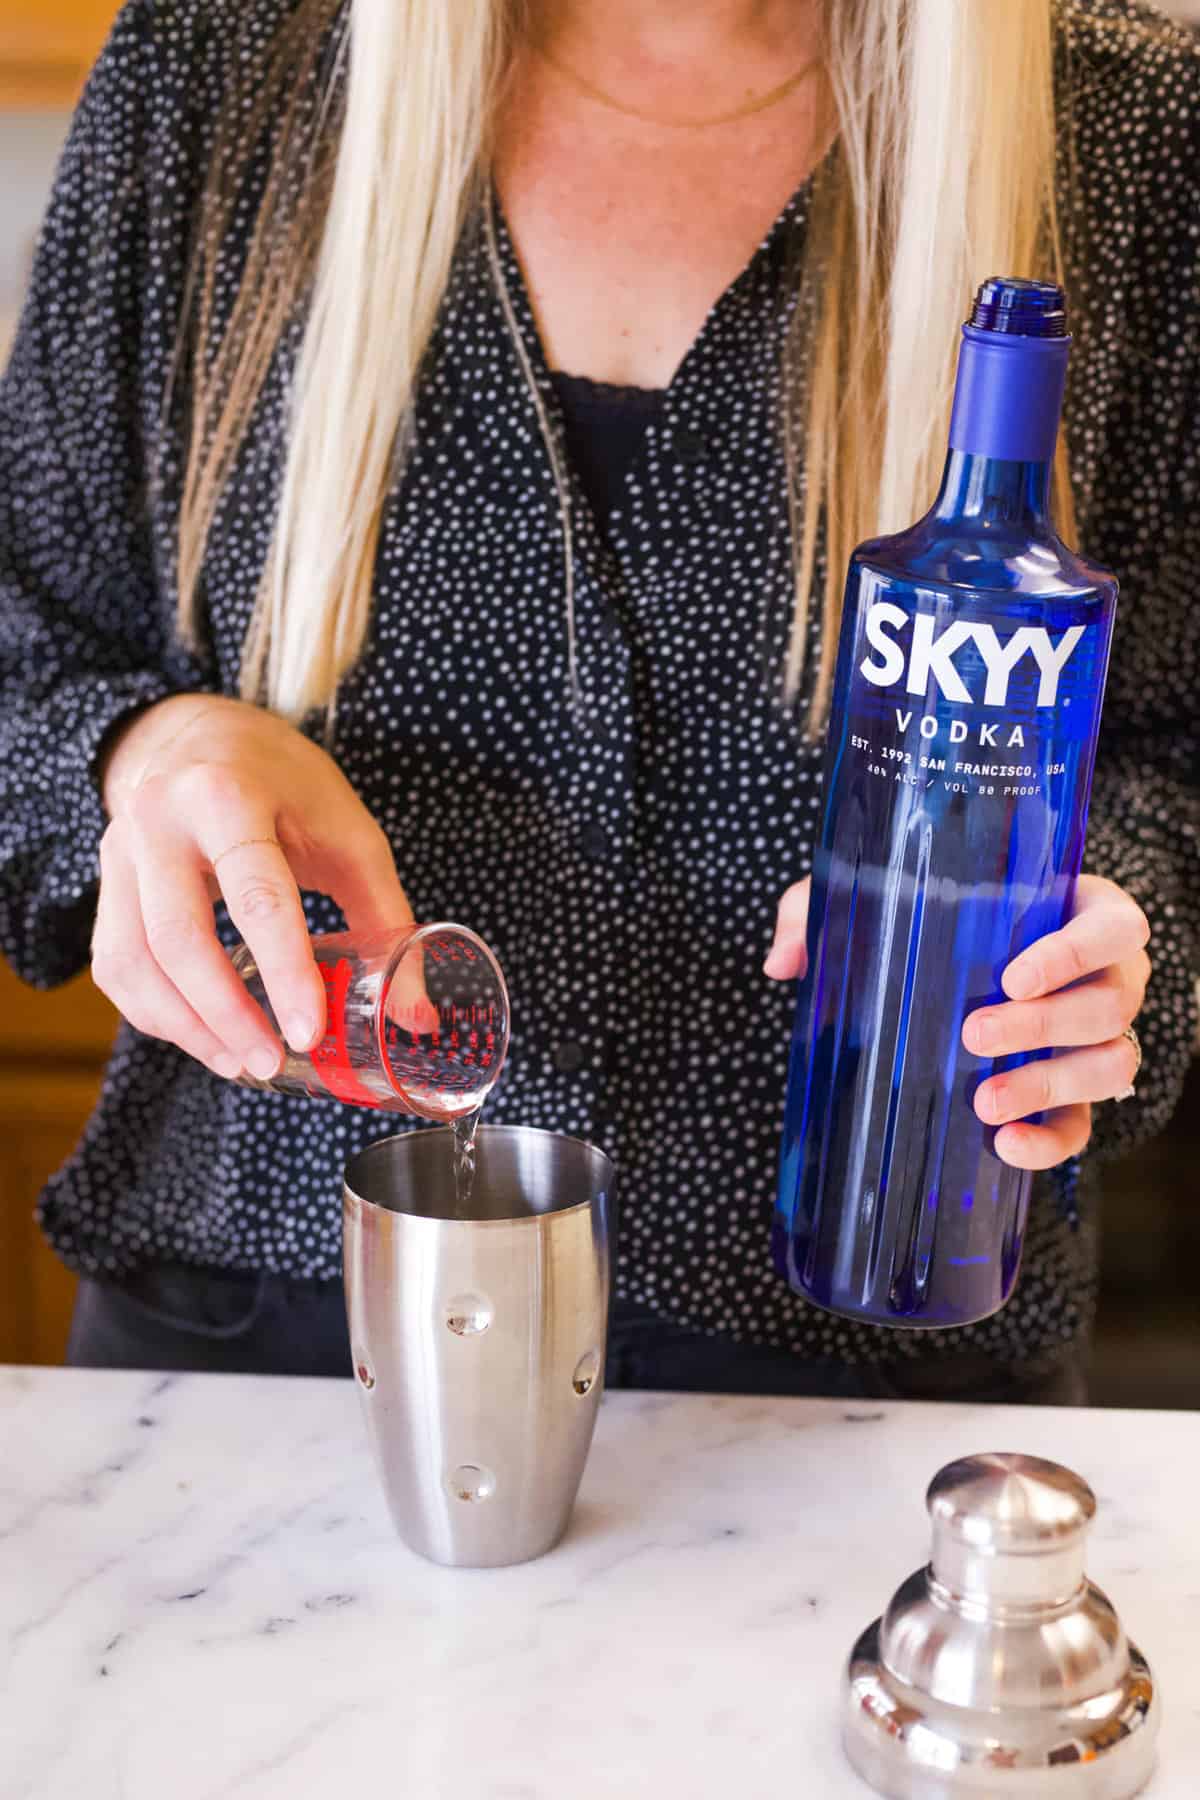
[451,1105,484,1218]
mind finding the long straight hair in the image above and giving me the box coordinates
[165,0,1072,737]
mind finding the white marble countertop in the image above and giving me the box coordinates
[2,1367,1196,1799]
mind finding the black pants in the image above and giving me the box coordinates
[66,1262,1088,1404]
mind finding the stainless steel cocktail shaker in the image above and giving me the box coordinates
[344,1123,614,1568]
[844,1452,1159,1797]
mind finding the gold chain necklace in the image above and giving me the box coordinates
[532,43,820,131]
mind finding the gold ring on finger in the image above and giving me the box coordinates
[211,836,281,870]
[1113,1023,1141,1102]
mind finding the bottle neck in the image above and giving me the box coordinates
[940,322,1069,529]
[932,448,1054,527]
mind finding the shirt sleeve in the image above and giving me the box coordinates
[0,0,203,989]
[1059,4,1200,1163]
[1083,737,1200,1164]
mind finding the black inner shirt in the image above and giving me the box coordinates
[549,370,666,528]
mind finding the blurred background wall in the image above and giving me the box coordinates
[1,0,1197,1392]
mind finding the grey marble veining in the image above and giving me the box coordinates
[1,1365,1196,1798]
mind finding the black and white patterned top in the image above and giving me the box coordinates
[0,0,1196,1368]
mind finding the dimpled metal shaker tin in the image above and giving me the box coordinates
[344,1125,613,1568]
[843,1453,1159,1798]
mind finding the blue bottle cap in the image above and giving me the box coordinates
[969,278,1068,339]
[950,277,1071,460]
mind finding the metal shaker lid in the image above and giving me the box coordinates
[927,1451,1095,1545]
[926,1452,1094,1609]
[843,1452,1159,1799]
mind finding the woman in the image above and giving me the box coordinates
[0,0,1196,1399]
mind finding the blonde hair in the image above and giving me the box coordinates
[166,0,1072,737]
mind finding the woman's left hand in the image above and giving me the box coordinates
[765,872,1151,1171]
[961,873,1150,1169]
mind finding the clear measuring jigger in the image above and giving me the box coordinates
[230,924,509,1119]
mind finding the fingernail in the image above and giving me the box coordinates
[1004,960,1038,999]
[993,1123,1023,1166]
[977,1081,1003,1124]
[970,1013,997,1053]
[286,1012,320,1052]
[212,1051,243,1080]
[765,936,806,977]
[248,1044,281,1081]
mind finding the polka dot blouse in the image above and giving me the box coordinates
[0,0,1196,1370]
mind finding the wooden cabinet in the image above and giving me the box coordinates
[0,959,116,1363]
[0,1,118,108]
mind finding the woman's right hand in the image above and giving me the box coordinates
[93,693,413,1080]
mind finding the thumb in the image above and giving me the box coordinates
[764,877,811,980]
[311,832,438,1039]
[309,825,416,938]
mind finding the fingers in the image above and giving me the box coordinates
[131,827,285,1078]
[1001,873,1150,1000]
[206,840,327,1056]
[308,819,422,1036]
[192,804,328,1054]
[128,767,315,1069]
[764,877,811,980]
[383,954,441,1037]
[974,1037,1139,1129]
[993,1103,1093,1171]
[381,923,441,1038]
[963,953,1149,1057]
[101,711,414,1075]
[92,822,244,1079]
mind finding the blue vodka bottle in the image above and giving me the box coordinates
[773,278,1117,1329]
